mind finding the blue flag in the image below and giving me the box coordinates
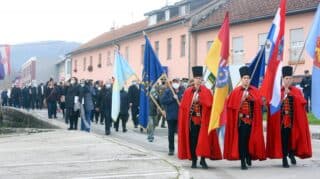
[139,35,165,128]
[305,3,320,119]
[248,48,266,88]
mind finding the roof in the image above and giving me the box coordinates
[191,0,319,32]
[71,20,148,55]
[69,0,217,56]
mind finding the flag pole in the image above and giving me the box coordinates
[293,39,307,74]
[141,31,166,118]
[163,74,181,105]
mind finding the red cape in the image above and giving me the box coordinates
[224,86,266,160]
[266,86,312,159]
[178,85,222,160]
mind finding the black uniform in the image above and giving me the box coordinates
[97,86,112,135]
[300,75,311,112]
[114,89,129,132]
[65,84,80,130]
[128,84,140,127]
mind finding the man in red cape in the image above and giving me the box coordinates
[224,66,266,170]
[266,66,312,168]
[178,66,222,169]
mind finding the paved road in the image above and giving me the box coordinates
[5,109,320,179]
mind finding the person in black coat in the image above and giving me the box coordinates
[300,70,312,112]
[97,80,112,135]
[128,80,140,128]
[22,84,31,111]
[1,90,8,106]
[11,84,21,108]
[114,88,129,132]
[37,83,45,109]
[65,77,80,130]
[45,81,59,119]
[93,81,101,124]
[30,81,37,110]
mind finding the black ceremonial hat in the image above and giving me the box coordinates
[192,66,203,77]
[239,66,251,78]
[282,66,293,77]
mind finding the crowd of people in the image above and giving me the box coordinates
[0,65,313,170]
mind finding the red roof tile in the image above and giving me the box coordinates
[191,0,319,31]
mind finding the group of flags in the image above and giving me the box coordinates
[112,0,320,130]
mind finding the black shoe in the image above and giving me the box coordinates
[140,128,143,133]
[123,129,127,133]
[241,159,248,170]
[282,157,290,168]
[134,125,138,128]
[191,160,197,168]
[105,131,110,135]
[289,155,296,165]
[68,128,72,130]
[246,157,252,166]
[168,150,174,156]
[200,158,208,169]
[115,128,119,132]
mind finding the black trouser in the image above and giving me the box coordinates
[47,101,56,118]
[131,105,139,127]
[2,99,8,106]
[68,108,79,130]
[238,123,252,160]
[167,119,177,152]
[304,92,311,112]
[94,110,100,123]
[114,114,128,131]
[190,121,201,162]
[281,127,291,158]
[105,110,112,134]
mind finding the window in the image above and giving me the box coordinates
[181,35,186,57]
[179,5,187,16]
[66,60,71,74]
[155,41,159,56]
[98,53,102,65]
[125,46,129,61]
[107,51,111,66]
[207,41,213,52]
[290,28,304,63]
[89,56,93,66]
[83,57,86,71]
[141,44,145,64]
[232,36,244,64]
[167,38,172,60]
[258,33,268,49]
[165,10,170,21]
[148,15,157,26]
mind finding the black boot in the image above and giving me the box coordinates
[289,154,296,165]
[191,160,197,168]
[246,156,252,166]
[241,158,248,170]
[282,157,289,168]
[200,157,208,169]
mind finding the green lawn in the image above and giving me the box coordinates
[262,112,320,125]
[308,113,320,125]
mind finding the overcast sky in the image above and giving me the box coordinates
[0,0,179,45]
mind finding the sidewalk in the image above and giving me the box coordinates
[0,108,185,179]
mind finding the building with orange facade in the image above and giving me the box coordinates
[69,0,319,83]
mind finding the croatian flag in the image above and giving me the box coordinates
[260,0,286,115]
[0,45,11,80]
